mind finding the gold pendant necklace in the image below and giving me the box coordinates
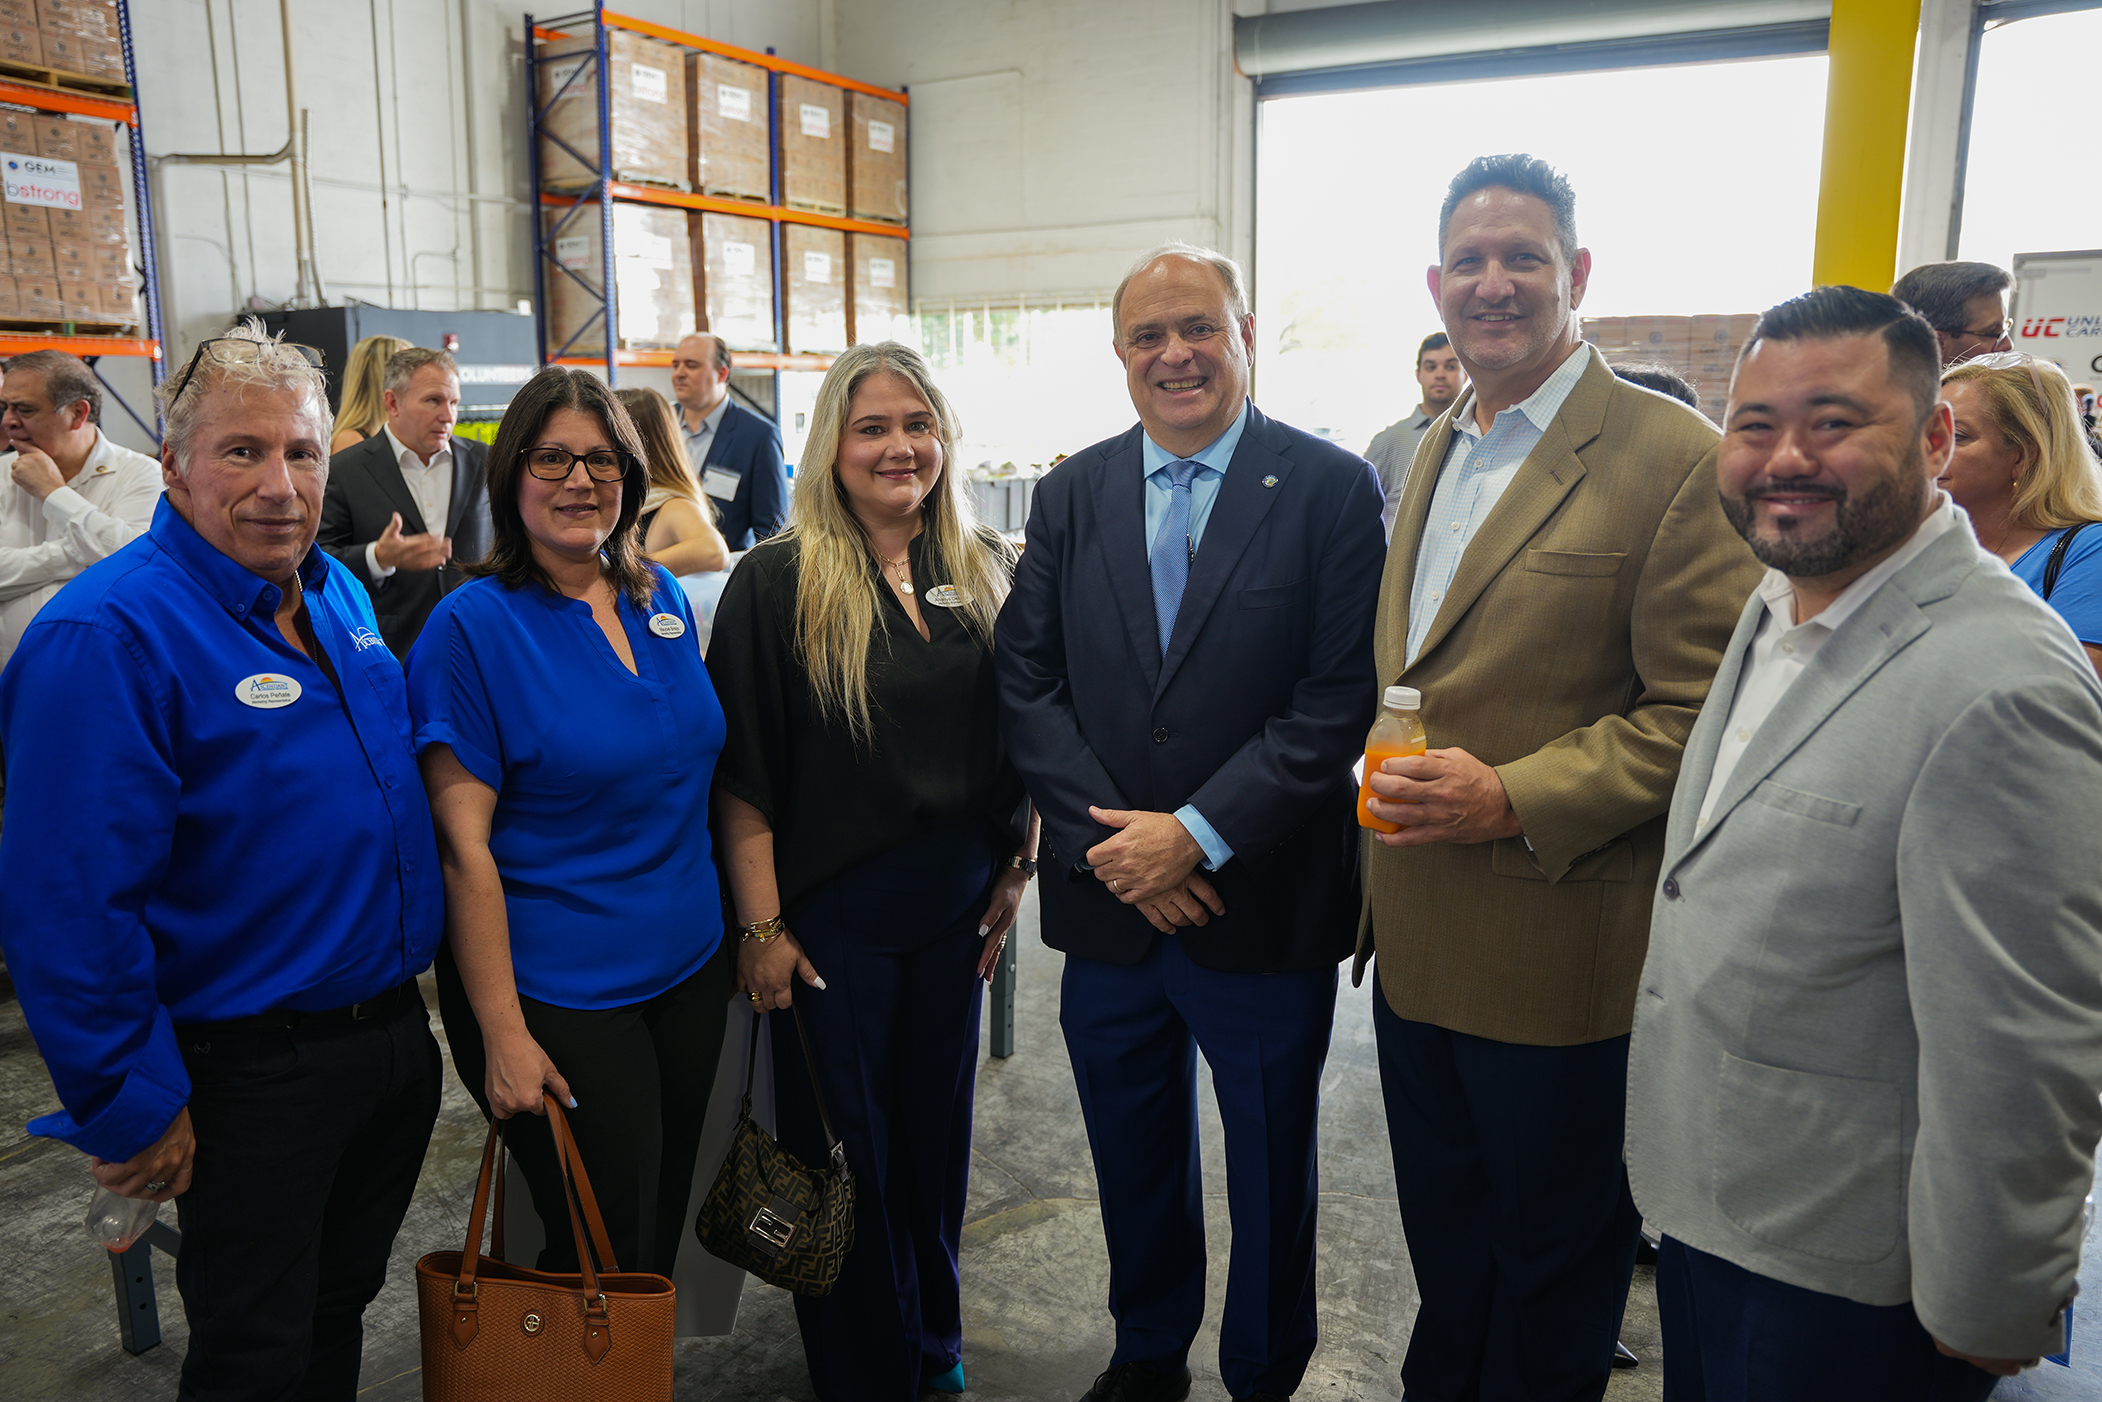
[880,550,914,596]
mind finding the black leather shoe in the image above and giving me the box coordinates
[1612,1340,1640,1368]
[1077,1362,1194,1402]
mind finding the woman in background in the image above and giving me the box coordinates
[707,342,1035,1401]
[615,385,730,577]
[328,334,411,452]
[1941,352,2102,678]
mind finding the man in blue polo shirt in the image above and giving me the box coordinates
[0,319,444,1400]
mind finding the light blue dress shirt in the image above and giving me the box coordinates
[1139,400,1251,871]
[1406,344,1595,665]
[681,395,732,473]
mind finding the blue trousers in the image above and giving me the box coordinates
[1372,983,1642,1402]
[1657,1237,1998,1402]
[771,819,993,1402]
[1060,937,1338,1399]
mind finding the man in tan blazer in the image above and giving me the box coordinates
[1355,154,1761,1401]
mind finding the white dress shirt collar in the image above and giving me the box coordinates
[383,424,451,473]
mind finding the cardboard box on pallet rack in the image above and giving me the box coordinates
[846,92,906,226]
[0,275,19,318]
[15,274,60,320]
[31,115,76,159]
[848,232,907,345]
[10,235,52,282]
[40,0,116,35]
[692,210,776,351]
[3,200,48,244]
[538,28,690,193]
[783,223,846,353]
[0,25,41,67]
[0,2,35,31]
[778,74,844,215]
[687,52,770,203]
[543,201,697,354]
[90,272,131,321]
[0,112,34,155]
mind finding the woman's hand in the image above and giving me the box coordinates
[739,928,824,1010]
[975,866,1030,981]
[484,1028,574,1120]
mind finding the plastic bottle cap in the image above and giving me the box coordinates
[1384,686,1421,710]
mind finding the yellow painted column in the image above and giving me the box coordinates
[1812,0,1923,291]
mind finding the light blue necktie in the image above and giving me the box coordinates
[1150,460,1199,654]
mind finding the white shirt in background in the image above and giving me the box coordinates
[364,425,455,581]
[0,429,163,667]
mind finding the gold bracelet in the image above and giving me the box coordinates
[739,914,787,942]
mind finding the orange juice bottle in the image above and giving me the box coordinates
[1357,686,1426,834]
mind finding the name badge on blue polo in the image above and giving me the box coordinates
[235,673,302,709]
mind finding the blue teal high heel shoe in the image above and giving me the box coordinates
[924,1362,966,1394]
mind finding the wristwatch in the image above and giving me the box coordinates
[1009,855,1039,877]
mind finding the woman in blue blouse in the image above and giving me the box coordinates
[1941,353,2102,678]
[405,367,729,1275]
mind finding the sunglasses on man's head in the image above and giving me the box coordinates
[166,337,326,413]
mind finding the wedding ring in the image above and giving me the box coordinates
[145,1180,168,1193]
[748,991,763,1007]
[1110,878,1122,894]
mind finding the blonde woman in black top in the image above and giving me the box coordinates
[707,341,1036,1402]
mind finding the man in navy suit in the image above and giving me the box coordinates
[996,245,1385,1402]
[670,332,788,549]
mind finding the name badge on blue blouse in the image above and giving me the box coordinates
[922,584,967,609]
[648,613,687,639]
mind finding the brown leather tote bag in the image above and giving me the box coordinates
[416,1094,676,1400]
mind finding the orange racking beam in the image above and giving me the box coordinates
[598,11,907,104]
[541,184,909,240]
[0,77,136,124]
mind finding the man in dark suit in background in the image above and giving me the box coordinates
[996,244,1386,1402]
[318,346,491,657]
[670,332,788,549]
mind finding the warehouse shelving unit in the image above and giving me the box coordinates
[0,0,166,439]
[524,4,909,389]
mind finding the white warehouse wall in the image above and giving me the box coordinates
[834,0,1260,305]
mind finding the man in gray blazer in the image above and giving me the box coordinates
[1626,285,2102,1397]
[317,346,492,657]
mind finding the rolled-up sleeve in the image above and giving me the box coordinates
[0,617,190,1161]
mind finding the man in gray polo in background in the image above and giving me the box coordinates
[1363,332,1464,537]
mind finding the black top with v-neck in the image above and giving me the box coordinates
[708,528,1026,918]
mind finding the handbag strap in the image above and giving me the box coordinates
[451,1096,621,1293]
[743,1004,850,1171]
[2042,521,2091,600]
[543,1094,621,1277]
[788,1003,850,1172]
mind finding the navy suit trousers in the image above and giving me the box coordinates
[1657,1238,1999,1402]
[1061,938,1337,1398]
[771,819,993,1402]
[1372,983,1641,1402]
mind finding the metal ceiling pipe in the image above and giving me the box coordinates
[1234,0,1834,77]
[157,0,320,307]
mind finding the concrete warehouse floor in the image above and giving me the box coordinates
[1,884,2097,1400]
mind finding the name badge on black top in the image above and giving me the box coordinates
[922,584,967,609]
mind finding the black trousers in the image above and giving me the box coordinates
[174,985,442,1402]
[435,937,733,1276]
[1373,982,1642,1402]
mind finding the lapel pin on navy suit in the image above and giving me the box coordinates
[1262,475,1279,488]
